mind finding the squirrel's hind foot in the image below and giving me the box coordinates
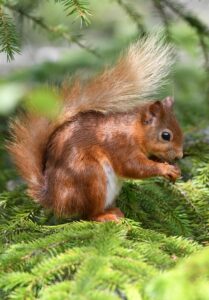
[90,207,124,222]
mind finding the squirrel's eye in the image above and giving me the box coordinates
[161,131,171,141]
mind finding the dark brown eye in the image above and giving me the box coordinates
[161,131,171,141]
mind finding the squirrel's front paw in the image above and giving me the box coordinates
[160,163,181,182]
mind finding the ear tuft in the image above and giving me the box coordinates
[162,96,174,109]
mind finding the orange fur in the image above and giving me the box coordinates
[7,114,51,202]
[8,36,183,221]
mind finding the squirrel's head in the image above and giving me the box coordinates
[141,97,183,163]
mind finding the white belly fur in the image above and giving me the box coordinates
[103,163,123,209]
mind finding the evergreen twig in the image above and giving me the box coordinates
[160,0,209,37]
[0,6,20,61]
[3,3,100,58]
[55,0,92,26]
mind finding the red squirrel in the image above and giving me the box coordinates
[8,36,183,222]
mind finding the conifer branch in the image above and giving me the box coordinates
[0,5,20,61]
[55,0,92,26]
[3,3,100,58]
[160,0,209,36]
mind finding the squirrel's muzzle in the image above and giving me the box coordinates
[175,150,183,160]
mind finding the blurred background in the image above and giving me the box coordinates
[0,0,209,126]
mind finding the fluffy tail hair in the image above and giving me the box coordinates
[60,34,174,123]
[8,34,173,204]
[7,114,51,202]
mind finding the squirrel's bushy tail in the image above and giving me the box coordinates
[8,34,173,203]
[7,115,51,202]
[60,34,174,123]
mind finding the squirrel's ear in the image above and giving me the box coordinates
[142,101,162,125]
[162,96,174,109]
[149,100,162,116]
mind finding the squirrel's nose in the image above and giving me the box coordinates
[175,150,183,160]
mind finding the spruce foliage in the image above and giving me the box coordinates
[55,0,92,25]
[0,130,208,299]
[0,6,20,61]
[0,0,92,61]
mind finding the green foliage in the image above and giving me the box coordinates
[145,247,209,300]
[0,0,93,61]
[118,143,209,245]
[55,0,91,25]
[25,87,62,119]
[0,7,20,61]
[0,132,208,299]
[0,201,202,299]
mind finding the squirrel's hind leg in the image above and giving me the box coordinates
[47,153,107,218]
[49,152,124,221]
